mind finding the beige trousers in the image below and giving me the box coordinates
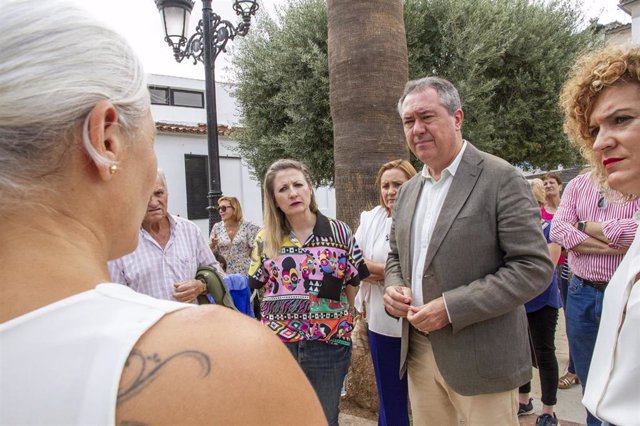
[407,328,519,426]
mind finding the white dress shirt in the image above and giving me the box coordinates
[411,141,467,306]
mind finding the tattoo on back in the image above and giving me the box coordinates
[118,349,211,402]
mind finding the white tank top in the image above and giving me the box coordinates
[0,283,190,425]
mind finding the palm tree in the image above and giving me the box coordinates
[327,0,409,230]
[327,0,409,415]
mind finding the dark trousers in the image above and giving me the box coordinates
[368,330,409,426]
[519,305,559,406]
[557,263,575,374]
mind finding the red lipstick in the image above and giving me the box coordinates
[603,158,622,168]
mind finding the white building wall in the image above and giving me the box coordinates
[620,0,640,44]
[634,14,640,43]
[148,74,336,239]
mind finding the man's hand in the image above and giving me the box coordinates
[383,286,413,318]
[407,297,450,333]
[174,279,205,303]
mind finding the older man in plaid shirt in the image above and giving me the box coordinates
[109,170,223,303]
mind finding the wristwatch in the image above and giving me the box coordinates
[577,221,587,232]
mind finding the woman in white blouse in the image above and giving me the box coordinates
[355,159,416,426]
[560,45,640,426]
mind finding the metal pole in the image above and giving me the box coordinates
[201,0,222,232]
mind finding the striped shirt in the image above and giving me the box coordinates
[108,214,222,301]
[550,172,640,282]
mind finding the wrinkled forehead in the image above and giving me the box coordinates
[274,168,307,185]
[152,175,166,192]
[589,80,640,122]
[401,88,444,115]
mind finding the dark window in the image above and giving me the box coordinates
[171,89,204,108]
[149,86,169,105]
[185,154,209,220]
[148,85,204,108]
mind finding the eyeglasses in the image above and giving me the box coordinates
[218,205,234,213]
[598,192,608,209]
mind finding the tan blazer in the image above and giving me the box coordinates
[385,143,553,396]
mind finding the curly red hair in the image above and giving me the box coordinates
[560,46,640,190]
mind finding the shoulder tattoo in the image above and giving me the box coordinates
[118,349,211,403]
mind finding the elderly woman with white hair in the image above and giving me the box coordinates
[0,1,325,424]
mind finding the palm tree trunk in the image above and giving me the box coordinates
[328,0,409,231]
[327,0,409,416]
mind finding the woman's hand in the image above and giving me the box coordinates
[364,258,385,283]
[210,235,218,251]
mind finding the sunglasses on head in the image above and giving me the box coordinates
[598,192,608,209]
[218,205,234,213]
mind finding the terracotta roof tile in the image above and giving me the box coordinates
[155,122,235,136]
[605,21,631,32]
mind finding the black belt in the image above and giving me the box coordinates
[576,275,608,292]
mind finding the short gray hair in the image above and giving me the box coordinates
[0,0,150,213]
[397,76,462,116]
[157,169,169,192]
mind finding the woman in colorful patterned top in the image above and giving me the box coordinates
[248,159,369,426]
[210,196,260,274]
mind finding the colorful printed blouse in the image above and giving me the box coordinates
[210,220,261,275]
[248,213,369,346]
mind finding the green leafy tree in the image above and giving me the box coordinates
[231,0,332,184]
[404,0,601,170]
[232,0,602,184]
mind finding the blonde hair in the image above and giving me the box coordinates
[529,178,545,206]
[262,159,318,259]
[375,159,417,214]
[219,196,243,222]
[560,45,640,198]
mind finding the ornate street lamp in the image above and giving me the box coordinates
[154,0,259,231]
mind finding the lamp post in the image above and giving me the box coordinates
[154,0,259,231]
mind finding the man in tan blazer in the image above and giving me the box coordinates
[383,76,553,425]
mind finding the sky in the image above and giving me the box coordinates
[70,0,631,82]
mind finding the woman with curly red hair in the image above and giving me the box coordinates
[560,45,640,426]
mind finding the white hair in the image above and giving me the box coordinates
[0,0,150,213]
[157,169,169,192]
